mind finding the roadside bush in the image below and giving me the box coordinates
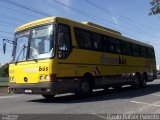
[0,64,9,77]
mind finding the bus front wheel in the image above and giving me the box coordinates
[78,78,93,97]
[140,74,147,88]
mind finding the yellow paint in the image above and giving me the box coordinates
[9,59,56,83]
[16,17,55,32]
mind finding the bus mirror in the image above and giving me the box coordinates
[3,39,6,54]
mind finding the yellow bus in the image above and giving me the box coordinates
[5,16,156,99]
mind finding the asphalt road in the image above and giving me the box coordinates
[1,80,160,120]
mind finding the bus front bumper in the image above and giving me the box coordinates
[9,82,57,95]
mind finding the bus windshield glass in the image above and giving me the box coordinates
[13,24,54,62]
[14,30,29,62]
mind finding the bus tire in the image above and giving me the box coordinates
[103,87,109,91]
[114,85,122,90]
[79,78,93,97]
[42,94,55,100]
[131,74,140,89]
[140,73,147,88]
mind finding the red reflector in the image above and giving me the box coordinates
[50,74,56,82]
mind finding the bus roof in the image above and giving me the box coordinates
[82,22,122,35]
[16,16,153,48]
[16,16,56,32]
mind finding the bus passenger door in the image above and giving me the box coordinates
[57,24,77,91]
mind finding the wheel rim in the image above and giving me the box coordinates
[81,81,90,93]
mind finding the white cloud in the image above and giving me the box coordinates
[48,0,72,11]
[63,0,72,6]
[111,15,119,24]
[108,1,119,25]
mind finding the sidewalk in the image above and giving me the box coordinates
[0,83,9,96]
[0,86,9,96]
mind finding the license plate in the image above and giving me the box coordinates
[25,90,32,93]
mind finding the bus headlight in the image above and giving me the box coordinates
[45,75,50,80]
[39,74,55,81]
[9,77,15,82]
[40,75,45,80]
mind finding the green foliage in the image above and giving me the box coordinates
[149,0,160,15]
[0,64,9,77]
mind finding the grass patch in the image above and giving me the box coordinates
[0,81,9,86]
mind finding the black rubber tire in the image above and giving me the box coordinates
[42,94,55,100]
[140,74,147,88]
[103,87,109,91]
[131,74,141,89]
[78,78,93,98]
[114,85,122,90]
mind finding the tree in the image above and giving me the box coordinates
[0,64,9,77]
[149,0,160,15]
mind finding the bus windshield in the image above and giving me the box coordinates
[13,24,54,62]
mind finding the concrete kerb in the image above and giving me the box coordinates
[0,85,8,87]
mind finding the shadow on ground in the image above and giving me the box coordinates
[28,81,160,104]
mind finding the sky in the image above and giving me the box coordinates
[0,0,160,65]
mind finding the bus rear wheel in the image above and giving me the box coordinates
[114,85,122,90]
[140,74,147,88]
[132,74,140,89]
[42,94,55,100]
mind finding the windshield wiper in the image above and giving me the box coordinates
[15,43,27,64]
[32,55,38,62]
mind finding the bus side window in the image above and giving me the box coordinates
[140,46,147,58]
[92,33,102,50]
[132,44,140,57]
[108,37,114,52]
[121,41,131,55]
[101,36,108,51]
[148,48,155,59]
[74,28,92,49]
[58,24,72,59]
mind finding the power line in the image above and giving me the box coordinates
[50,0,160,44]
[0,18,19,26]
[0,0,159,46]
[0,12,27,23]
[85,0,160,41]
[0,23,17,28]
[3,0,156,43]
[0,30,13,35]
[0,17,21,25]
[0,4,38,19]
[50,0,145,33]
[0,0,51,17]
[85,0,160,31]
